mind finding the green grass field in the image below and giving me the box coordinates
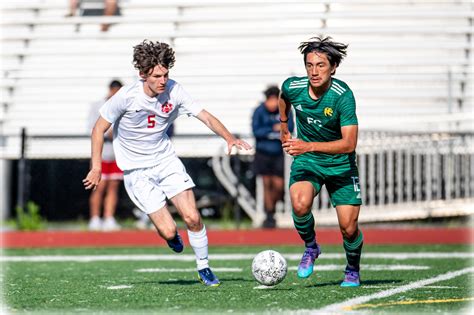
[2,244,473,314]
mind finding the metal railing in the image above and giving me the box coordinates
[2,130,473,225]
[276,132,474,226]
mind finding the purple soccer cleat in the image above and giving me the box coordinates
[297,244,321,278]
[340,268,360,287]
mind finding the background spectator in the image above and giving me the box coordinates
[67,0,120,32]
[252,85,294,228]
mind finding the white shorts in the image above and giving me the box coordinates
[123,156,195,214]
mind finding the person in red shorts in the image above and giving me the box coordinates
[87,80,124,231]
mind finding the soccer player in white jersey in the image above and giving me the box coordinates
[83,40,252,287]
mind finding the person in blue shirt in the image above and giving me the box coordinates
[252,86,294,228]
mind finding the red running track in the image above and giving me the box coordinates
[1,227,472,248]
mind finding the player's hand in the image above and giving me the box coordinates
[227,138,252,154]
[280,128,291,144]
[282,138,309,156]
[82,168,101,190]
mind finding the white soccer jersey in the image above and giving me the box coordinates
[99,79,203,171]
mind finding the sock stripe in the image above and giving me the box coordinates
[291,211,313,223]
[343,230,363,250]
[292,211,316,245]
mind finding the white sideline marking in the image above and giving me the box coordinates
[1,252,472,262]
[287,264,430,271]
[136,267,242,273]
[254,285,277,289]
[107,285,133,290]
[422,285,459,289]
[309,267,474,314]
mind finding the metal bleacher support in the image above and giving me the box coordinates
[1,0,473,159]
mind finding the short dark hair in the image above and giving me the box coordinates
[132,40,176,75]
[298,36,348,67]
[109,80,123,89]
[263,86,280,99]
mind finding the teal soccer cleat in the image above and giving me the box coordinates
[297,244,321,278]
[166,232,184,253]
[340,268,360,287]
[198,268,221,287]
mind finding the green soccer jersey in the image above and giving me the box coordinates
[281,76,358,164]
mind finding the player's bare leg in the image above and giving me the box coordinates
[170,189,202,232]
[290,182,321,278]
[148,205,182,252]
[170,189,220,286]
[148,206,177,241]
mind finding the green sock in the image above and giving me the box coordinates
[343,230,363,271]
[292,211,316,248]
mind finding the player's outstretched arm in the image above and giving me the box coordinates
[83,117,112,190]
[196,109,252,154]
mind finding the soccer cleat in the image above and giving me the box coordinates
[340,268,360,287]
[198,268,220,287]
[297,244,321,278]
[166,232,184,253]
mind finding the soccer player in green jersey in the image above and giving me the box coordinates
[279,37,363,287]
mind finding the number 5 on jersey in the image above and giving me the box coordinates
[147,114,156,128]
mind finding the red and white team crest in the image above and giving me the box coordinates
[161,102,173,113]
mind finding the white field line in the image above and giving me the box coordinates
[106,285,133,290]
[306,267,474,314]
[1,252,473,262]
[254,285,278,289]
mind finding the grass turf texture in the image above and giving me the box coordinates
[2,244,472,314]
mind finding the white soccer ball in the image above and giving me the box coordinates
[251,250,288,286]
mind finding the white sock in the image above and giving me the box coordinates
[187,225,209,270]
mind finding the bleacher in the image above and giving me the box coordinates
[0,0,472,158]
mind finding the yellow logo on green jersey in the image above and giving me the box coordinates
[324,107,333,117]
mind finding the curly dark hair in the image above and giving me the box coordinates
[298,36,348,67]
[132,40,176,76]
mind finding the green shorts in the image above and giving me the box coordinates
[289,156,362,207]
